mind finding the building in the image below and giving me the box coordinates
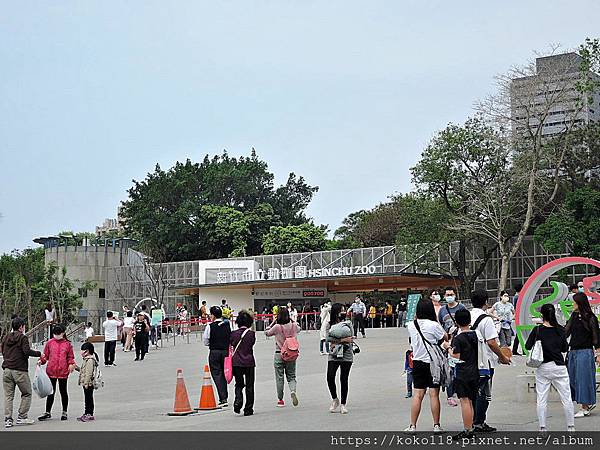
[511,52,600,138]
[95,207,125,237]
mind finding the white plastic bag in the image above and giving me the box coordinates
[32,364,54,398]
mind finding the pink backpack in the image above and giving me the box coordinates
[280,324,300,362]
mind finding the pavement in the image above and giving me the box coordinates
[2,327,599,432]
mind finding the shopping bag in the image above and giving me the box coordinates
[224,346,234,384]
[32,364,54,398]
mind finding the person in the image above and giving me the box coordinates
[38,324,76,422]
[525,304,575,432]
[348,296,366,338]
[203,306,231,407]
[430,290,442,318]
[446,309,479,440]
[437,287,467,407]
[44,304,55,340]
[565,292,600,418]
[2,316,42,428]
[512,284,523,356]
[368,304,376,328]
[319,301,332,355]
[140,304,152,351]
[133,312,150,361]
[84,322,94,341]
[230,310,256,416]
[404,348,414,398]
[265,307,301,407]
[327,303,354,414]
[200,300,208,332]
[384,301,394,328]
[567,284,579,301]
[404,300,448,433]
[122,311,134,352]
[76,342,99,422]
[221,299,232,321]
[397,297,408,327]
[287,303,298,323]
[490,291,514,348]
[470,289,511,433]
[102,311,122,367]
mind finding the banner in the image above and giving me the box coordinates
[151,309,164,326]
[405,293,422,322]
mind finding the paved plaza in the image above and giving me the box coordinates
[2,328,599,432]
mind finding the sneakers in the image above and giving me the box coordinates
[340,404,348,414]
[276,400,285,407]
[574,407,592,418]
[61,412,68,421]
[433,424,444,433]
[403,424,416,433]
[329,398,340,413]
[5,418,13,428]
[405,393,413,398]
[243,411,253,416]
[77,414,94,422]
[38,412,51,421]
[218,401,228,408]
[134,358,139,361]
[452,429,474,441]
[233,407,241,415]
[291,391,299,407]
[15,417,35,426]
[568,426,576,433]
[474,423,497,432]
[447,397,459,407]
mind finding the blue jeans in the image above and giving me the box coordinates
[474,369,494,426]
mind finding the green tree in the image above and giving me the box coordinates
[534,187,600,259]
[262,223,328,255]
[120,150,318,261]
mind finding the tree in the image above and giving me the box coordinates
[534,187,600,259]
[411,117,502,296]
[120,150,318,261]
[262,223,328,255]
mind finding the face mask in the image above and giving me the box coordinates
[431,294,441,302]
[501,296,509,303]
[445,296,456,304]
[54,335,64,340]
[578,287,585,293]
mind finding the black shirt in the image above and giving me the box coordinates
[525,325,568,366]
[398,300,407,312]
[208,321,231,351]
[451,331,479,380]
[134,320,148,335]
[565,312,600,350]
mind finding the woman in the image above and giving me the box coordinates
[44,304,55,340]
[566,293,600,418]
[265,307,301,407]
[491,291,515,348]
[327,303,354,414]
[38,324,76,421]
[404,300,448,433]
[123,311,135,352]
[525,303,574,432]
[230,310,256,416]
[319,302,332,355]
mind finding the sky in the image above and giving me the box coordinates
[1,1,599,254]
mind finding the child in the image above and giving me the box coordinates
[84,322,94,341]
[445,309,479,440]
[230,310,256,416]
[133,312,149,361]
[77,342,98,422]
[38,324,76,421]
[404,348,414,398]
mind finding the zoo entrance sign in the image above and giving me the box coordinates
[215,265,380,284]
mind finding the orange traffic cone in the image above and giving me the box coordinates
[167,368,194,416]
[195,364,219,410]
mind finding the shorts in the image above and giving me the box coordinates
[453,377,478,402]
[412,360,440,390]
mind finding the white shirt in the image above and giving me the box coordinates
[102,318,123,341]
[407,319,445,363]
[84,327,94,338]
[45,309,55,322]
[471,308,499,369]
[289,308,298,322]
[123,317,135,328]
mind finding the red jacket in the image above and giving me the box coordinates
[41,338,76,379]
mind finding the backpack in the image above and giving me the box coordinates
[280,324,300,362]
[222,307,232,319]
[471,314,493,375]
[413,320,452,388]
[92,361,104,390]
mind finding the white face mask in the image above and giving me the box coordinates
[445,295,456,304]
[431,294,441,302]
[501,295,510,303]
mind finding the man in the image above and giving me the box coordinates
[511,284,523,356]
[200,300,208,332]
[102,311,123,367]
[221,299,232,321]
[397,296,407,327]
[203,306,231,407]
[348,295,366,338]
[141,304,152,351]
[567,284,579,301]
[2,317,41,428]
[437,287,467,408]
[470,289,511,433]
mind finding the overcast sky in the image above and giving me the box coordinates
[1,1,599,254]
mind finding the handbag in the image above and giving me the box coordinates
[526,327,544,368]
[224,328,250,384]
